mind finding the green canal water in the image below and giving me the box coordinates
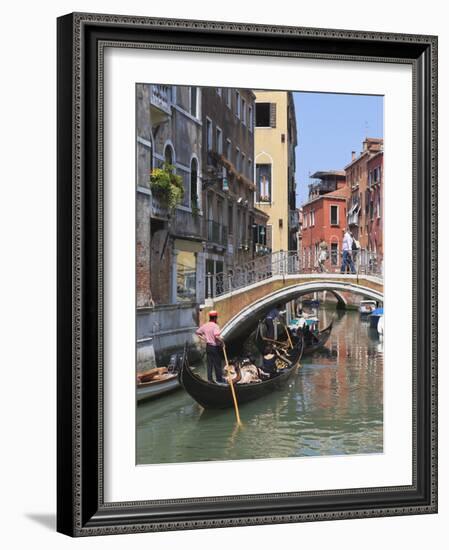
[136,309,383,464]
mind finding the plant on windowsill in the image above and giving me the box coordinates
[149,163,184,210]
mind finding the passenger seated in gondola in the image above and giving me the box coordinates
[260,345,276,377]
[224,359,261,384]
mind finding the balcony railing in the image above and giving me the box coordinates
[150,195,169,220]
[150,85,172,115]
[172,208,204,239]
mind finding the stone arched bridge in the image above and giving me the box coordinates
[199,273,383,344]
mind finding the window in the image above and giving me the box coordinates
[190,158,198,208]
[235,91,241,118]
[241,98,246,125]
[330,205,339,226]
[189,87,198,117]
[241,152,246,175]
[248,106,253,131]
[164,144,174,166]
[226,138,232,161]
[256,164,272,202]
[236,147,240,171]
[256,103,270,126]
[331,243,339,266]
[311,209,315,226]
[217,87,222,97]
[248,158,253,179]
[206,118,212,152]
[225,88,231,108]
[216,127,223,155]
[377,194,381,218]
[303,213,307,229]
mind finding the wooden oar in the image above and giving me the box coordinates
[222,344,242,426]
[280,321,294,349]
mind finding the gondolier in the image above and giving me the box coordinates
[196,311,225,384]
[264,303,283,340]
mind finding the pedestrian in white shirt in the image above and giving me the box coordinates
[340,229,356,274]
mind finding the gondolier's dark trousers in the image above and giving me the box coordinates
[265,318,275,340]
[206,344,224,383]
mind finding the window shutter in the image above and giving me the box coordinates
[270,103,276,128]
[266,225,273,250]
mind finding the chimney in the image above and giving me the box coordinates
[351,151,356,161]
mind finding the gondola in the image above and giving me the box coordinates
[255,319,333,356]
[178,337,304,410]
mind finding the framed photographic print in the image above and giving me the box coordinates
[57,12,438,536]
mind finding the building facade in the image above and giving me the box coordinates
[366,150,383,265]
[345,138,383,246]
[254,91,298,253]
[136,85,271,368]
[300,171,348,271]
[136,84,205,369]
[201,87,268,294]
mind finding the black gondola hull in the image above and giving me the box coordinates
[179,340,303,410]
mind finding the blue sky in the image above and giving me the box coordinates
[293,92,384,206]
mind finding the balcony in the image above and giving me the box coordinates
[347,203,360,226]
[172,208,204,240]
[150,195,169,220]
[150,85,172,123]
[308,180,336,197]
[207,220,227,247]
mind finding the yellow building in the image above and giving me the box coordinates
[254,91,298,253]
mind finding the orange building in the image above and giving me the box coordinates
[301,171,349,271]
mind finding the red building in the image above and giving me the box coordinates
[366,151,383,264]
[301,171,349,271]
[345,137,383,270]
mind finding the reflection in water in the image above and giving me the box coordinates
[137,310,383,464]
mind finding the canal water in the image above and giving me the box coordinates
[136,308,383,464]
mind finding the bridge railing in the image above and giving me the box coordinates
[205,249,382,299]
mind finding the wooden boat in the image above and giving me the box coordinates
[178,338,304,410]
[369,307,384,329]
[137,349,185,403]
[255,318,333,356]
[377,314,384,336]
[359,300,377,315]
[302,298,320,308]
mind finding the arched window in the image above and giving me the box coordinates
[190,158,198,207]
[164,144,174,167]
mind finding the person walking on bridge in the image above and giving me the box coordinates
[340,228,356,274]
[196,311,225,384]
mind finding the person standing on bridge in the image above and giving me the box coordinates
[318,239,328,272]
[340,228,356,274]
[196,311,225,384]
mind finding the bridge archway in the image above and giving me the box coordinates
[221,281,383,344]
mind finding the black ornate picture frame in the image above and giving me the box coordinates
[57,12,438,536]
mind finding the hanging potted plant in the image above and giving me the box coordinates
[149,162,184,209]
